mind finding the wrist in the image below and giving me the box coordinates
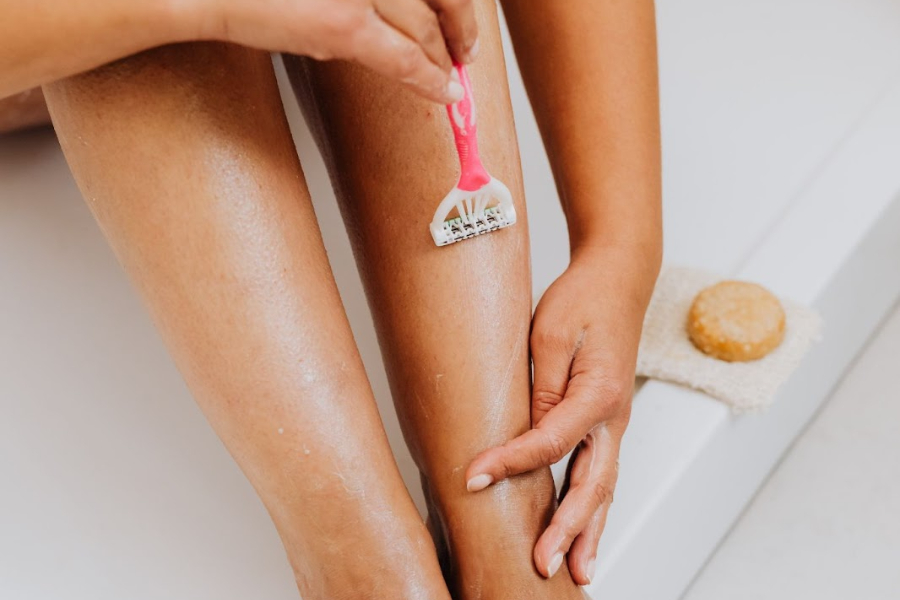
[571,234,662,274]
[565,209,662,267]
[569,239,662,307]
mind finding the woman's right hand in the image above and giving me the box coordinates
[201,0,478,103]
[1,0,474,104]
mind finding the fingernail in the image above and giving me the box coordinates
[547,552,564,578]
[446,80,464,103]
[466,39,480,62]
[466,473,493,492]
[585,557,597,583]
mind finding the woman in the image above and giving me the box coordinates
[2,0,661,597]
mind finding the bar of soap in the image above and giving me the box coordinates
[687,281,786,362]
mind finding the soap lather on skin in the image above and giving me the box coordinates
[687,280,786,362]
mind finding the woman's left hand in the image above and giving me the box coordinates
[465,244,660,585]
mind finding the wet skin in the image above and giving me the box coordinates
[39,0,662,593]
[45,44,449,600]
[45,23,583,600]
[286,1,585,598]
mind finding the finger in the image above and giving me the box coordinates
[568,504,610,586]
[567,417,629,584]
[467,368,620,491]
[374,0,453,71]
[530,326,577,425]
[465,401,592,491]
[426,0,479,63]
[533,426,619,579]
[351,11,463,104]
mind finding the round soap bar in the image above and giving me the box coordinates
[687,281,786,362]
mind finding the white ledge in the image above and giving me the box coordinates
[588,78,900,600]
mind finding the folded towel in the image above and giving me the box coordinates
[636,266,822,412]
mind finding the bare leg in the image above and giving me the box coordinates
[0,88,50,134]
[287,2,584,597]
[44,43,449,600]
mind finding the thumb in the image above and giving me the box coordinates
[530,327,580,425]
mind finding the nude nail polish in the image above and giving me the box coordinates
[586,557,597,583]
[446,80,464,103]
[466,39,480,62]
[466,473,493,492]
[547,552,564,578]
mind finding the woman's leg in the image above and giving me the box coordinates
[44,43,449,600]
[286,2,584,598]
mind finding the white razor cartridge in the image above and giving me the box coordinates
[432,64,517,247]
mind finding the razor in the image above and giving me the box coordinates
[430,64,517,246]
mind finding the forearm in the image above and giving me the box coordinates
[1,0,195,97]
[501,0,662,264]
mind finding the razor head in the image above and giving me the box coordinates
[430,178,518,246]
[431,204,516,246]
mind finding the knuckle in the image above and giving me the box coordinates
[326,8,367,38]
[441,0,471,12]
[327,39,353,61]
[557,517,580,540]
[311,48,337,61]
[419,14,443,45]
[496,450,517,478]
[590,482,615,507]
[395,45,423,79]
[547,515,575,542]
[618,397,634,423]
[540,429,571,463]
[308,33,342,61]
[598,379,631,411]
[607,454,622,484]
[420,18,444,46]
[559,506,585,537]
[532,387,565,414]
[579,375,631,418]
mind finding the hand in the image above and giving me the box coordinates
[465,244,660,585]
[204,0,478,103]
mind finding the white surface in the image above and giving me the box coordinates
[683,303,900,600]
[3,0,900,598]
[0,137,296,598]
[582,0,900,596]
[588,78,900,599]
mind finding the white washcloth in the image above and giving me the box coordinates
[636,266,822,412]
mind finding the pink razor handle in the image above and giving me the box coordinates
[430,64,516,246]
[446,65,491,192]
